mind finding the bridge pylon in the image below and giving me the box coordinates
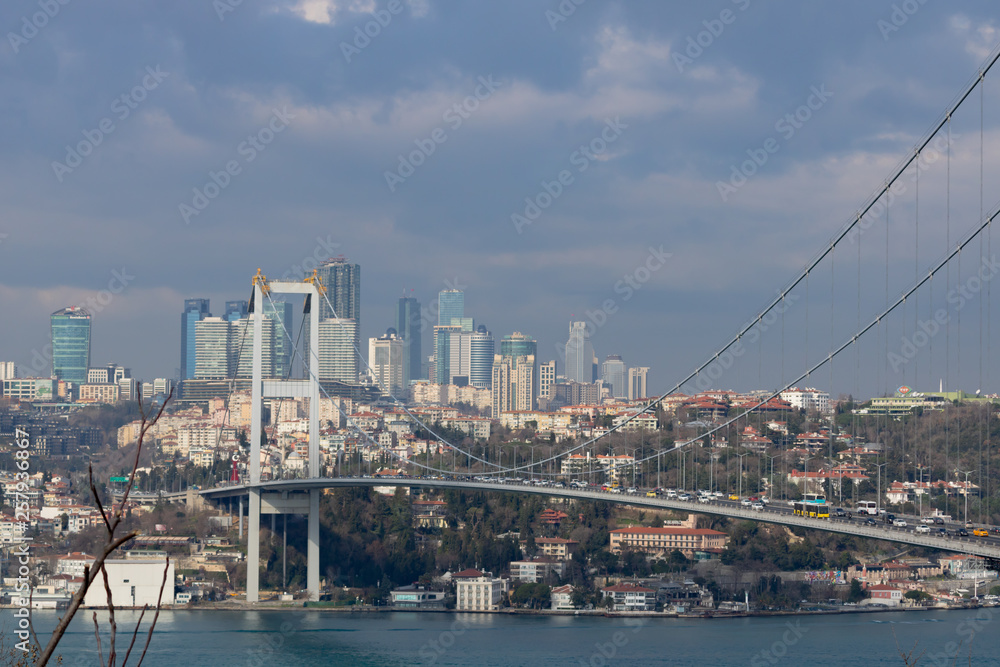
[246,274,322,603]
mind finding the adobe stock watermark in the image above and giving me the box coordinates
[926,607,992,666]
[10,427,32,655]
[179,107,295,224]
[546,0,586,31]
[511,117,628,234]
[877,0,931,41]
[214,0,244,21]
[340,0,406,63]
[847,133,957,245]
[274,236,342,282]
[694,292,799,391]
[7,0,72,54]
[576,618,645,667]
[888,254,1000,373]
[417,617,470,663]
[51,66,170,182]
[749,620,808,666]
[384,75,503,192]
[717,84,832,202]
[245,620,298,666]
[556,246,671,358]
[672,0,751,73]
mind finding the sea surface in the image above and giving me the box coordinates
[20,607,1000,666]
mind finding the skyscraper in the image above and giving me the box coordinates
[318,318,358,383]
[437,289,464,326]
[601,355,627,399]
[51,306,91,384]
[469,325,495,389]
[181,299,211,381]
[305,257,361,370]
[262,298,294,378]
[539,360,556,400]
[368,330,407,395]
[500,332,538,398]
[564,322,594,383]
[224,300,249,322]
[231,316,276,379]
[491,354,535,417]
[194,317,232,380]
[395,295,422,382]
[433,324,463,385]
[628,367,649,400]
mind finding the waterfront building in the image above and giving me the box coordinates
[601,583,656,612]
[82,560,175,607]
[180,299,211,381]
[509,558,565,583]
[454,569,507,612]
[51,306,91,384]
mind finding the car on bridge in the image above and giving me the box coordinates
[915,524,930,534]
[677,493,693,501]
[751,502,764,511]
[834,508,847,517]
[892,519,907,527]
[729,494,740,501]
[864,518,878,526]
[973,528,989,537]
[956,528,970,537]
[740,498,752,508]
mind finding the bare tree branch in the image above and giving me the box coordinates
[120,604,149,667]
[34,389,174,666]
[134,556,170,667]
[92,612,104,667]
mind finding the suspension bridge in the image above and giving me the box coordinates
[193,44,1000,601]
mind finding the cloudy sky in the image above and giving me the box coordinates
[2,0,1000,399]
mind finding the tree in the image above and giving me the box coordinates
[904,590,931,603]
[847,579,868,603]
[32,390,174,666]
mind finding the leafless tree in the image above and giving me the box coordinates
[30,389,174,666]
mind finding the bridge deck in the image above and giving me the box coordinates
[201,478,1000,560]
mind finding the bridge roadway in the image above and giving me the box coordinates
[201,477,1000,560]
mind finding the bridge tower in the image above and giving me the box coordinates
[246,270,323,603]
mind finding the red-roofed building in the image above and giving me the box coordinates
[864,584,903,607]
[539,509,570,525]
[609,527,728,558]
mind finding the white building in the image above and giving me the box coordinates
[56,552,96,578]
[491,354,535,418]
[83,560,175,607]
[454,569,507,611]
[319,318,359,383]
[780,387,831,413]
[0,361,16,381]
[368,333,408,395]
[628,367,649,400]
[539,360,556,400]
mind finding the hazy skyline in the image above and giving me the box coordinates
[3,1,1000,398]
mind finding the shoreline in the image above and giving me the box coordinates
[16,601,985,619]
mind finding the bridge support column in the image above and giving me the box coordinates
[238,495,243,541]
[307,489,320,601]
[247,489,260,602]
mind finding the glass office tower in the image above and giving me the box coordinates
[51,306,91,384]
[437,289,464,326]
[181,299,211,380]
[395,295,422,381]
